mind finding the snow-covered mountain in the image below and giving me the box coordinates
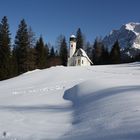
[103,22,140,50]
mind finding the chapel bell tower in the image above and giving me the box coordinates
[69,35,76,57]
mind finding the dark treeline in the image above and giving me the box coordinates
[0,16,68,80]
[0,16,139,81]
[90,37,139,65]
[91,38,121,65]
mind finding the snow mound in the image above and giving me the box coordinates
[0,63,140,139]
[22,69,41,75]
[63,78,140,140]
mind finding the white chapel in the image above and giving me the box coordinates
[67,35,93,66]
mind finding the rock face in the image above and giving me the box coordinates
[103,22,140,50]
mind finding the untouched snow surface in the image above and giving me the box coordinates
[0,63,140,139]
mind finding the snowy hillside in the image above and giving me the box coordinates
[103,22,140,50]
[0,63,140,139]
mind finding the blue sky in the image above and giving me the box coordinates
[0,0,140,45]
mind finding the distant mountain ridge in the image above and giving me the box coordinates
[103,22,140,50]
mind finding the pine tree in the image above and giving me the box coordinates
[59,37,68,66]
[55,50,58,56]
[0,16,11,80]
[45,44,49,58]
[28,48,36,70]
[28,27,36,70]
[35,36,47,69]
[50,47,55,57]
[102,47,110,64]
[85,42,92,59]
[28,26,36,48]
[14,19,30,74]
[56,35,64,51]
[45,44,49,67]
[92,38,103,65]
[110,40,121,64]
[76,28,84,49]
[11,47,18,77]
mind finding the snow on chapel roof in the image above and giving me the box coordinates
[73,48,93,64]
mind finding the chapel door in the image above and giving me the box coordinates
[78,59,80,65]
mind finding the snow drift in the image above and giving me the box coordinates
[0,63,140,139]
[63,79,140,140]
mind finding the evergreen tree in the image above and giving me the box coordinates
[55,50,58,56]
[92,37,110,65]
[28,27,36,70]
[56,35,65,54]
[45,44,49,67]
[135,53,140,61]
[85,41,92,59]
[28,26,36,48]
[0,16,11,80]
[102,47,110,64]
[56,35,64,46]
[45,44,49,58]
[50,47,55,57]
[97,45,110,65]
[92,38,103,65]
[35,36,47,69]
[28,47,36,70]
[11,47,18,77]
[110,40,121,64]
[14,19,30,74]
[59,37,68,66]
[76,28,84,49]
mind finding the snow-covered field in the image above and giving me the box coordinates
[0,63,140,139]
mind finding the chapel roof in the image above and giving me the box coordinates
[73,48,93,64]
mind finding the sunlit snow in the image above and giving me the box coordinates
[0,63,140,139]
